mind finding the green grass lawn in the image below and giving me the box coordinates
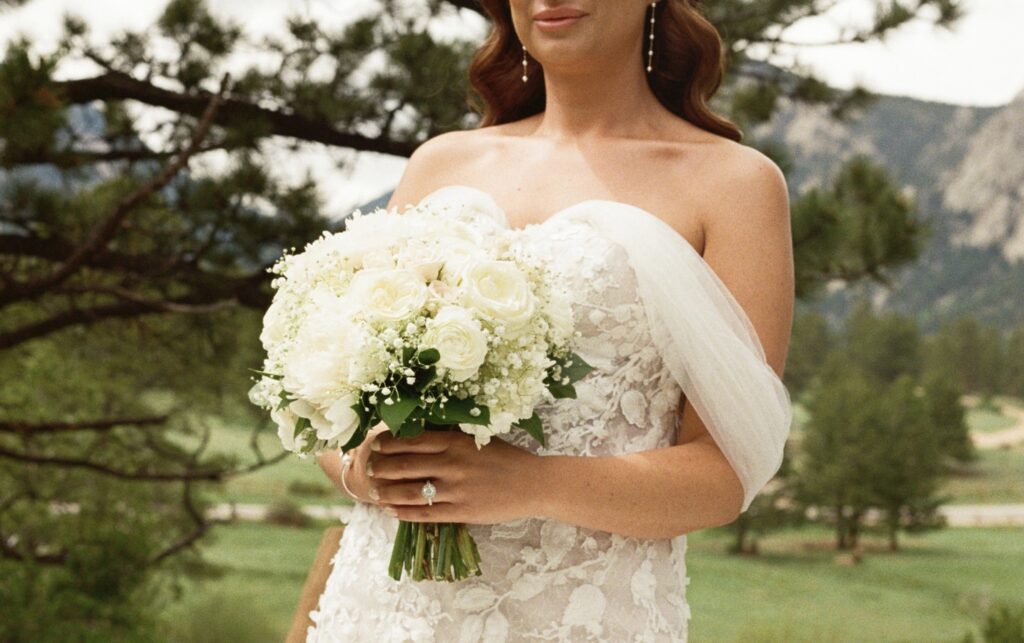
[179,415,350,507]
[161,522,331,642]
[166,522,1023,643]
[686,524,1024,642]
[938,444,1024,504]
[965,400,1019,433]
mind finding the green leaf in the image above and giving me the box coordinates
[293,415,311,439]
[351,397,373,431]
[275,393,292,411]
[248,368,283,379]
[417,347,440,365]
[339,424,367,452]
[413,365,437,391]
[378,387,421,432]
[402,345,416,364]
[399,414,425,439]
[562,352,594,382]
[426,396,490,426]
[514,412,545,447]
[548,382,576,399]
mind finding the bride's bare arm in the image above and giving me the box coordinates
[534,146,794,539]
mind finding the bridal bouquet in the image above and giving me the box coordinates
[247,198,592,582]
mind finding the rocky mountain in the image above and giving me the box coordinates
[752,87,1024,332]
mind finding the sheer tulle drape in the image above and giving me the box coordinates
[561,204,792,512]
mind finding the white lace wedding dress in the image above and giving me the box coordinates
[306,184,792,642]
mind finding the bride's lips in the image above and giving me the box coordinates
[533,8,588,31]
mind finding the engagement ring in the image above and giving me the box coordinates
[420,479,436,506]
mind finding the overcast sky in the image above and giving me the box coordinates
[1,0,1019,215]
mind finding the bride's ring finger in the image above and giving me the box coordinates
[378,479,445,506]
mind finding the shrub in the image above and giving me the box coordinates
[264,500,311,528]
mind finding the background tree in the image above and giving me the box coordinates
[724,442,806,555]
[795,357,878,549]
[1005,324,1024,398]
[921,368,976,465]
[843,298,923,383]
[924,316,1006,399]
[794,303,961,551]
[0,0,958,635]
[863,374,948,551]
[782,308,832,400]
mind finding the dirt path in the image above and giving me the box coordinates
[968,397,1024,450]
[207,502,1024,528]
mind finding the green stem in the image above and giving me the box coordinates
[412,523,427,581]
[433,524,448,579]
[455,524,480,576]
[445,523,457,581]
[388,520,410,581]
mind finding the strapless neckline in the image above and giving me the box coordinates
[420,183,706,260]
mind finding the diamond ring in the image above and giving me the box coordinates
[420,479,437,506]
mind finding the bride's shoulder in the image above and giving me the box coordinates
[387,125,520,211]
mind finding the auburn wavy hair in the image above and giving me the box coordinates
[466,0,742,142]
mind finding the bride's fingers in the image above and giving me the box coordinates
[374,479,454,506]
[373,431,458,455]
[367,452,451,481]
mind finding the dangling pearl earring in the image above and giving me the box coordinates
[522,44,529,83]
[647,2,656,73]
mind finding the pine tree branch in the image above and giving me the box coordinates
[0,293,251,350]
[0,234,275,310]
[149,480,222,565]
[0,415,170,435]
[0,73,231,310]
[3,143,236,168]
[0,234,177,274]
[0,444,290,482]
[55,71,418,157]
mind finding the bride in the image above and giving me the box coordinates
[304,0,793,640]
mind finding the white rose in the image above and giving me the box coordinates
[361,247,397,270]
[395,238,446,282]
[459,260,536,329]
[272,403,309,452]
[435,237,490,285]
[320,391,362,444]
[421,305,488,382]
[282,296,385,403]
[347,268,429,324]
[288,399,332,437]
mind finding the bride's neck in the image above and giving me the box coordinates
[529,61,664,141]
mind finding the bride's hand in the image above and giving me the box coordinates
[364,430,546,524]
[318,423,389,504]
